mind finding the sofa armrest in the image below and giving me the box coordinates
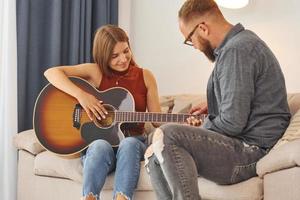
[13,129,45,155]
[256,139,300,177]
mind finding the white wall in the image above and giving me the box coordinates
[119,0,300,95]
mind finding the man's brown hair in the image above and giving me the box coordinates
[92,24,136,77]
[178,0,220,22]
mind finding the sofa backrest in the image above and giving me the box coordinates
[287,93,300,115]
[146,93,300,135]
[160,93,300,115]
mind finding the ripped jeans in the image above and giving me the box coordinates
[145,124,267,200]
[81,136,147,200]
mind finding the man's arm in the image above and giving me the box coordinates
[204,48,256,136]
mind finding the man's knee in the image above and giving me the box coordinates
[148,153,160,166]
[151,128,168,164]
[155,124,185,144]
[152,127,164,143]
[150,124,187,164]
[146,154,161,174]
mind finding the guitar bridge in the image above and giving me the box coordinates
[73,104,82,129]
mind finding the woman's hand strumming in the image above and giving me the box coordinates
[76,91,108,121]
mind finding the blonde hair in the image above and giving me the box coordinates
[178,0,221,23]
[92,24,136,77]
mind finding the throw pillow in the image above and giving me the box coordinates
[13,129,45,155]
[172,94,206,113]
[273,108,300,149]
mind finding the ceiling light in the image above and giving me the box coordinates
[215,0,249,9]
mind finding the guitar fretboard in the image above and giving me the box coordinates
[115,111,206,123]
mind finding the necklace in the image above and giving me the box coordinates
[111,66,131,85]
[115,77,123,85]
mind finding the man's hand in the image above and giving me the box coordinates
[186,102,207,126]
[186,116,202,126]
[189,102,208,115]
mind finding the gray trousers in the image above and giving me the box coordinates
[146,124,267,200]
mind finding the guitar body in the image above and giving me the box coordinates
[33,77,134,156]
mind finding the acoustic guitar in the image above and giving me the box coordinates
[33,77,206,156]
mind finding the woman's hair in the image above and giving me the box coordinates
[92,24,136,77]
[178,0,220,23]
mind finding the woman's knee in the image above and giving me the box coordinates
[87,139,114,157]
[117,137,145,155]
[83,140,115,170]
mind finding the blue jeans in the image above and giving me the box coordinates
[146,124,267,200]
[81,136,147,200]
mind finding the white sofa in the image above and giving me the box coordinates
[14,93,300,200]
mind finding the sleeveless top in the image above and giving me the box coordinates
[99,65,147,136]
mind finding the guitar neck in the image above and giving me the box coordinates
[115,112,206,123]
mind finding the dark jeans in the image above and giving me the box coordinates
[146,124,267,200]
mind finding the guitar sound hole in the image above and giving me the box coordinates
[95,104,115,128]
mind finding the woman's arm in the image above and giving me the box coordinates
[44,63,101,97]
[143,69,161,128]
[44,63,107,120]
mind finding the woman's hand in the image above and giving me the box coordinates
[76,91,108,121]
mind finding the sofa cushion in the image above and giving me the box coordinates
[34,151,263,198]
[263,167,300,200]
[198,176,263,200]
[287,93,300,115]
[34,151,153,190]
[256,139,300,177]
[273,108,300,149]
[256,108,300,177]
[172,98,192,113]
[13,129,45,155]
[34,151,83,182]
[159,96,174,113]
[171,94,206,113]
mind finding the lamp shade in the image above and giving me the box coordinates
[215,0,249,9]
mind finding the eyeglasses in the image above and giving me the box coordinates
[183,23,203,46]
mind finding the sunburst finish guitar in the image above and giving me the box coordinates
[33,77,206,156]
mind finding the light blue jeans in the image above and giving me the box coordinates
[81,136,147,200]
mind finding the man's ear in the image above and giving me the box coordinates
[198,23,209,36]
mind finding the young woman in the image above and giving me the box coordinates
[44,25,161,200]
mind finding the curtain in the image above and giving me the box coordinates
[0,0,18,199]
[17,0,118,132]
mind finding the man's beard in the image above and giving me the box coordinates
[199,36,216,62]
